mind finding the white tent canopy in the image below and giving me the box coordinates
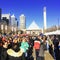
[44,31,55,35]
[44,30,60,35]
[54,30,60,35]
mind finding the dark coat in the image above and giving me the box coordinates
[53,39,59,60]
[1,48,7,60]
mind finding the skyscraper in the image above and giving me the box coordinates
[11,14,17,31]
[43,6,47,30]
[0,8,2,22]
[20,14,26,29]
[11,14,15,26]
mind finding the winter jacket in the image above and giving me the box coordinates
[20,42,29,52]
[34,40,40,49]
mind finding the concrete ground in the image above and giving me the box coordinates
[44,51,54,60]
[32,48,54,60]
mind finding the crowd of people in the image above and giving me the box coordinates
[0,33,60,60]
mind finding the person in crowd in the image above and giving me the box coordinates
[8,37,13,49]
[29,36,34,49]
[34,36,40,60]
[58,41,60,59]
[53,35,59,60]
[20,37,29,60]
[48,36,54,57]
[39,35,47,60]
[17,37,22,47]
[24,36,34,60]
[1,41,8,60]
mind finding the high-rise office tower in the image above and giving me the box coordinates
[43,6,47,30]
[11,14,17,26]
[20,14,26,29]
[11,14,17,31]
[0,8,2,22]
[11,14,15,26]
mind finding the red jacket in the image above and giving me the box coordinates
[34,40,40,49]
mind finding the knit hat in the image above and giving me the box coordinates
[39,33,44,37]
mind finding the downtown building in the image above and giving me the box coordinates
[19,14,26,33]
[0,13,11,33]
[11,14,18,32]
[2,14,11,25]
[0,13,18,33]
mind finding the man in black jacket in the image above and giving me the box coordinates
[53,35,59,60]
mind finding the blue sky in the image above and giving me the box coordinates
[0,0,60,28]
